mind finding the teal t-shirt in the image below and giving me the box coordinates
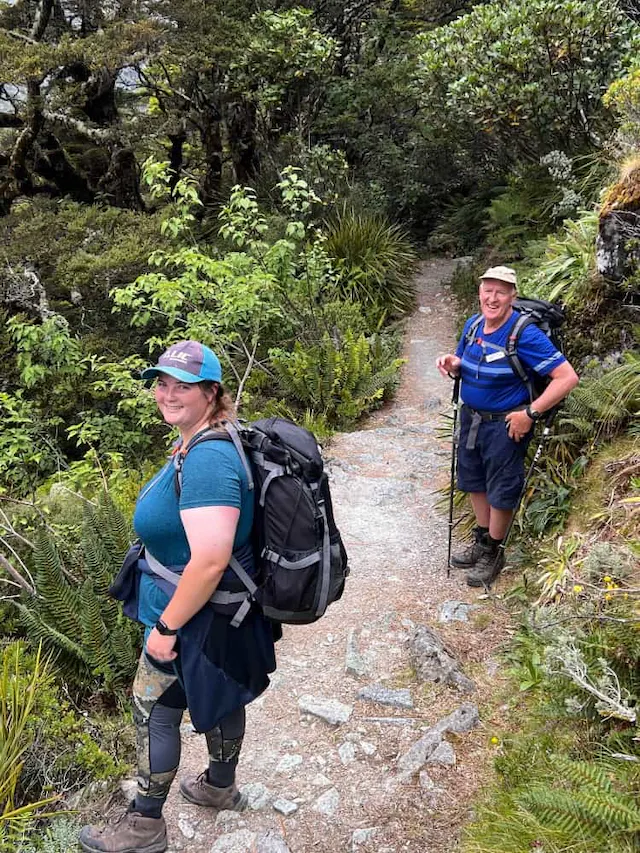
[133,439,254,627]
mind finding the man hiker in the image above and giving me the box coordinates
[436,265,579,588]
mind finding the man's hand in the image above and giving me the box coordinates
[505,409,533,442]
[436,354,461,378]
[146,628,178,662]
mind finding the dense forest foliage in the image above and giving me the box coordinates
[0,0,638,850]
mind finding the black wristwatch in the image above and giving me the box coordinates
[525,404,542,421]
[155,618,178,636]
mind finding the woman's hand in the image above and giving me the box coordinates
[146,628,178,662]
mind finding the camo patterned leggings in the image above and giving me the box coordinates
[132,651,245,808]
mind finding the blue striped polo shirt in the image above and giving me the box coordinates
[455,310,565,412]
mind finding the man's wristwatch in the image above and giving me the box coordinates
[155,618,178,636]
[525,404,542,421]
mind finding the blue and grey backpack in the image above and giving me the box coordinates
[147,417,349,627]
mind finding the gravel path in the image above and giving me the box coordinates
[151,259,510,853]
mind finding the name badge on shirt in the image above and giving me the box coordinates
[485,351,506,363]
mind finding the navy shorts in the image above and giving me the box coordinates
[456,407,532,510]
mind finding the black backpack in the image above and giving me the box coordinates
[464,297,566,401]
[173,417,349,626]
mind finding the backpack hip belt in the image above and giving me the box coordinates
[145,549,258,628]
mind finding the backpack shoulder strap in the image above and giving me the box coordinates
[505,313,535,400]
[172,426,240,496]
[463,314,483,349]
[224,422,254,491]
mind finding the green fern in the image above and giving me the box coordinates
[552,756,612,793]
[32,533,82,639]
[270,327,402,427]
[15,493,140,696]
[561,353,640,442]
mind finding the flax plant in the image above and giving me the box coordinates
[0,644,57,850]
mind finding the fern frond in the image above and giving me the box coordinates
[32,533,82,638]
[552,755,613,794]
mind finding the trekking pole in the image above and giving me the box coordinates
[446,375,461,578]
[495,407,559,567]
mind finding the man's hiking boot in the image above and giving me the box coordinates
[179,772,247,811]
[78,805,167,853]
[465,547,505,588]
[450,527,488,569]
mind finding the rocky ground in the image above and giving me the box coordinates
[115,259,517,853]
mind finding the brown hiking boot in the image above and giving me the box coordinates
[78,806,167,853]
[179,772,247,811]
[450,527,488,568]
[465,548,505,588]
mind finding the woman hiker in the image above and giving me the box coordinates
[79,341,279,853]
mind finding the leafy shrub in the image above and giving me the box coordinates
[15,644,130,805]
[416,0,640,167]
[323,208,418,317]
[17,817,83,853]
[270,327,403,427]
[522,209,599,307]
[428,187,503,254]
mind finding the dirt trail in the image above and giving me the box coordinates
[157,259,510,853]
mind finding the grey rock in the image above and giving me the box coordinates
[360,716,416,725]
[66,779,110,808]
[209,829,257,852]
[438,600,478,623]
[178,817,196,839]
[310,772,333,787]
[240,782,272,810]
[485,658,501,676]
[427,741,456,766]
[214,811,247,830]
[338,742,357,765]
[119,778,138,802]
[352,827,379,849]
[272,798,298,816]
[423,396,442,410]
[396,730,442,778]
[418,771,437,791]
[313,787,340,816]
[419,771,445,807]
[275,754,303,773]
[345,629,367,677]
[359,740,377,756]
[357,685,413,709]
[298,695,353,725]
[409,625,476,693]
[255,830,292,853]
[433,703,480,735]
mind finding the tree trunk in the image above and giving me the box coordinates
[226,99,260,186]
[98,148,145,210]
[200,119,223,205]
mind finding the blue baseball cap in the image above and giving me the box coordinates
[140,340,222,383]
